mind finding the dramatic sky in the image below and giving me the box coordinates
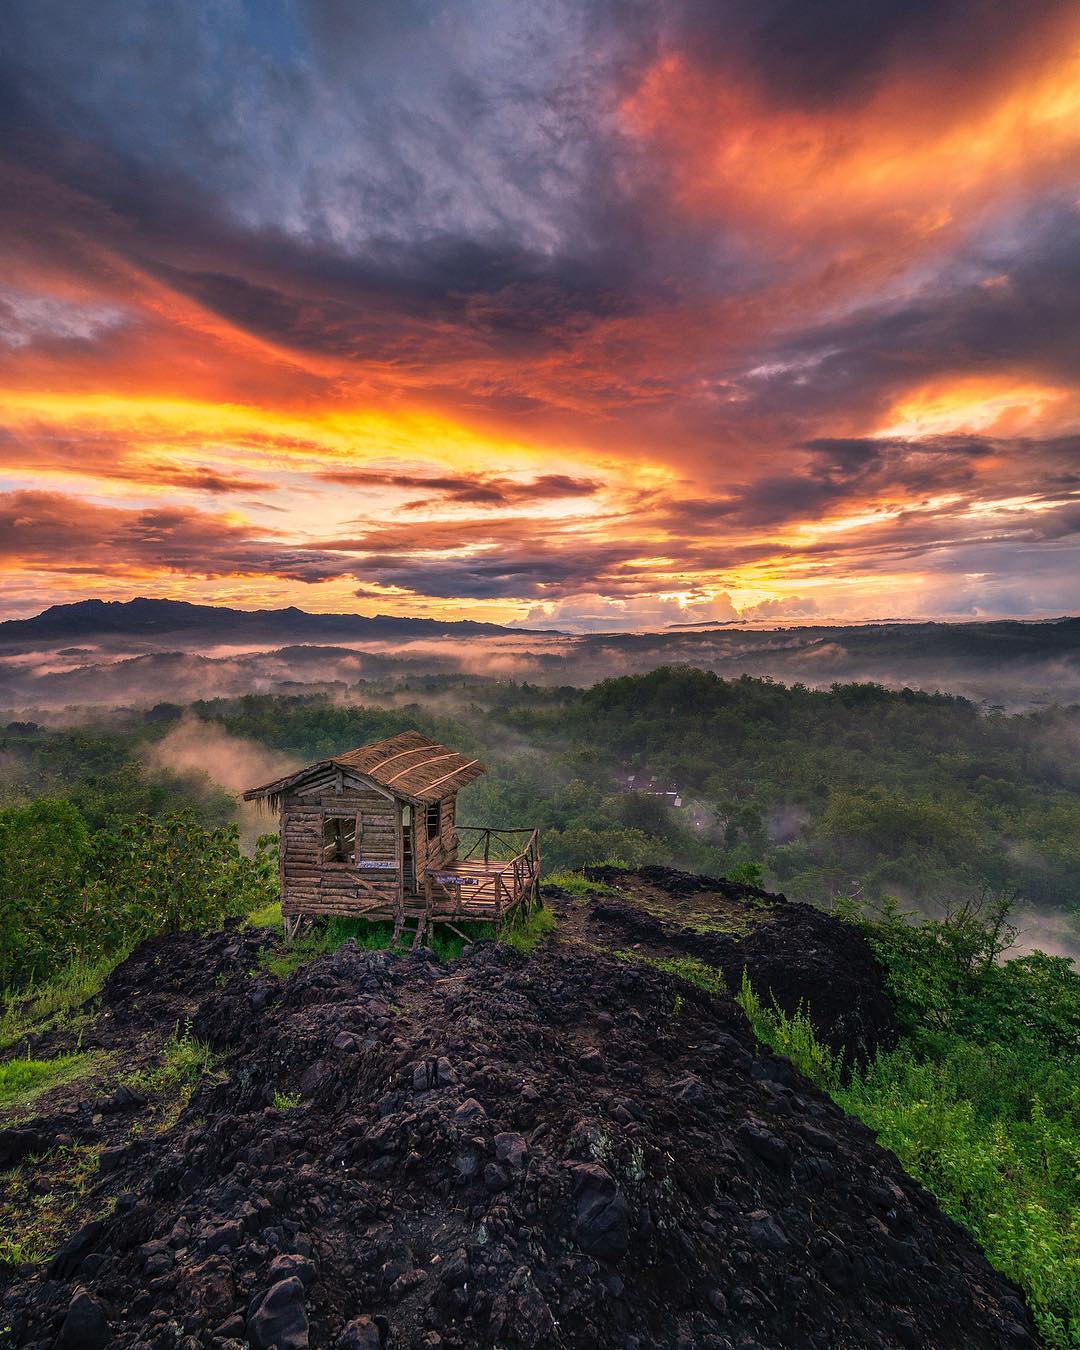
[3,0,1080,630]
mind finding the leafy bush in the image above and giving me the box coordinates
[839,893,1080,1058]
[738,902,1080,1348]
[0,803,278,988]
[542,825,657,870]
[0,800,93,984]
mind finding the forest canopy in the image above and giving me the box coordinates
[2,667,1078,952]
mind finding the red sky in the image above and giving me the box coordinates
[2,0,1080,630]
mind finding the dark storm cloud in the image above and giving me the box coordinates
[711,197,1080,442]
[663,436,997,531]
[660,0,1072,106]
[0,0,730,348]
[352,548,636,601]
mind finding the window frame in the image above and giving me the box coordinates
[320,809,359,866]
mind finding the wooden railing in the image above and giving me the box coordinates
[433,825,541,928]
[457,825,538,864]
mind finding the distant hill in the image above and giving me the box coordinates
[0,597,548,646]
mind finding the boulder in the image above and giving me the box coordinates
[248,1276,309,1350]
[56,1287,111,1349]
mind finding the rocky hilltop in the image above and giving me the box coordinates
[0,869,1037,1348]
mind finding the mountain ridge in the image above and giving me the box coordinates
[0,598,555,645]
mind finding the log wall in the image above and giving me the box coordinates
[281,773,401,918]
[413,793,457,885]
[279,775,460,919]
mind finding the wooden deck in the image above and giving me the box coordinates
[282,825,541,947]
[415,826,540,938]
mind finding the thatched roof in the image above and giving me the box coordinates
[243,730,486,806]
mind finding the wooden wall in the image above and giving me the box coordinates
[412,793,457,884]
[279,768,460,918]
[280,765,401,918]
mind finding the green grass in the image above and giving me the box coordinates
[0,1052,100,1113]
[735,972,1079,1348]
[123,1025,222,1114]
[501,905,556,955]
[258,905,553,975]
[653,955,727,996]
[0,950,129,1054]
[257,917,403,977]
[0,1144,105,1266]
[245,899,283,929]
[273,1089,302,1111]
[616,950,728,998]
[544,869,614,897]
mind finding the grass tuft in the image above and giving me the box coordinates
[500,905,556,955]
[258,906,554,974]
[0,1144,104,1267]
[654,955,727,996]
[544,869,613,897]
[0,951,128,1054]
[616,950,727,999]
[122,1023,222,1118]
[0,1052,99,1114]
[245,899,283,930]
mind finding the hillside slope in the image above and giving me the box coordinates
[0,872,1037,1348]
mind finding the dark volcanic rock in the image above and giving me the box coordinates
[0,1127,51,1169]
[583,864,898,1060]
[248,1276,309,1349]
[0,919,1036,1350]
[55,1288,111,1349]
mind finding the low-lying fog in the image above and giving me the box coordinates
[3,619,1080,715]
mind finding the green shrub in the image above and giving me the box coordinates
[0,800,93,985]
[541,826,657,871]
[737,962,1080,1347]
[0,804,279,989]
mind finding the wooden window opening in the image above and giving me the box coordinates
[322,813,357,863]
[426,801,440,841]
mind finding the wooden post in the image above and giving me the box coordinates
[277,802,287,912]
[394,801,404,909]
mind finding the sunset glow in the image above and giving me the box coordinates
[2,1,1079,628]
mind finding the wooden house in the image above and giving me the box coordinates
[243,730,541,946]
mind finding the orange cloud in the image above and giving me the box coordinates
[620,14,1080,262]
